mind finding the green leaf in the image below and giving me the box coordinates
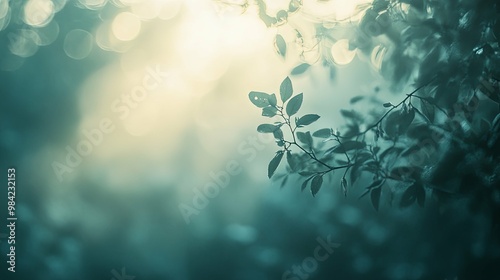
[262,107,278,117]
[383,102,393,108]
[340,109,363,122]
[358,179,383,199]
[350,96,364,104]
[370,187,382,211]
[296,131,313,147]
[383,108,415,138]
[275,34,287,57]
[257,124,278,133]
[296,114,320,126]
[273,128,284,139]
[341,178,348,197]
[268,93,277,107]
[310,175,323,197]
[286,93,303,116]
[268,151,284,178]
[286,151,299,172]
[249,91,272,108]
[419,98,435,123]
[301,176,314,192]
[291,63,310,75]
[313,128,332,138]
[330,141,366,153]
[280,77,293,103]
[280,175,288,189]
[400,108,415,133]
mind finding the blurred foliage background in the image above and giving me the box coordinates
[1,0,499,279]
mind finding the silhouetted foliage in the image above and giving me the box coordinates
[242,0,500,224]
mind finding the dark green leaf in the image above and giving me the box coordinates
[313,128,332,138]
[383,111,400,138]
[262,107,278,117]
[268,151,284,178]
[311,175,323,197]
[286,93,303,116]
[257,124,278,133]
[286,151,299,172]
[341,178,348,197]
[340,109,363,122]
[291,63,310,75]
[280,175,288,189]
[419,98,435,123]
[296,131,313,146]
[275,34,287,57]
[383,102,393,108]
[296,114,320,126]
[301,176,314,191]
[273,128,284,139]
[371,187,382,211]
[280,76,293,102]
[249,91,272,108]
[359,179,383,199]
[400,108,415,133]
[350,96,365,104]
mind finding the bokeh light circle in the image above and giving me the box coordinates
[63,29,94,60]
[330,39,356,65]
[23,0,55,27]
[112,12,141,41]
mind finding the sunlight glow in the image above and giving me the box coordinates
[331,39,356,65]
[112,12,141,41]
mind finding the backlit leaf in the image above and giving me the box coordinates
[275,34,287,57]
[291,63,310,75]
[249,91,272,108]
[268,151,284,178]
[286,93,303,116]
[313,128,332,138]
[257,124,278,133]
[296,114,320,126]
[280,77,293,102]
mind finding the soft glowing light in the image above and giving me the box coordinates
[64,29,94,60]
[8,29,39,57]
[23,0,55,27]
[331,39,356,65]
[78,0,107,10]
[112,12,141,41]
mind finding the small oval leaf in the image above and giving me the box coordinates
[275,34,287,57]
[291,63,310,75]
[257,124,278,133]
[311,175,323,197]
[313,128,332,138]
[286,93,303,116]
[249,91,272,108]
[296,114,320,126]
[280,77,293,103]
[268,151,284,178]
